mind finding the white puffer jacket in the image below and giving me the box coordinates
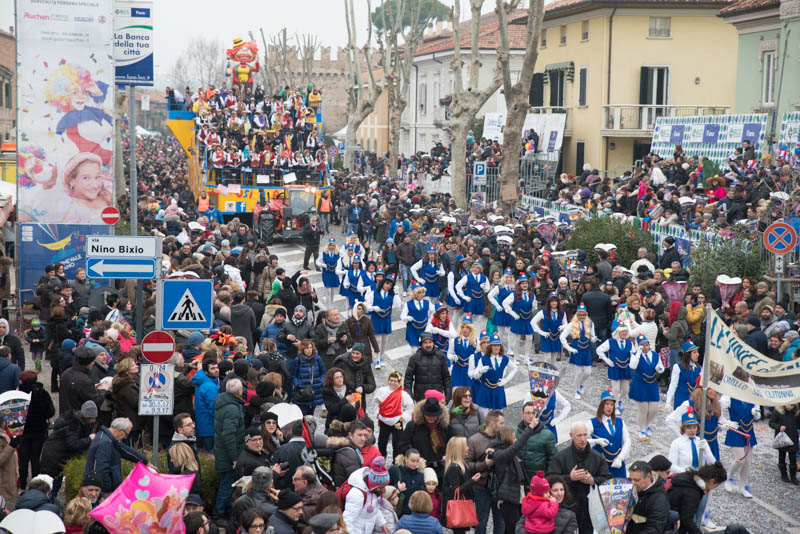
[341,467,387,534]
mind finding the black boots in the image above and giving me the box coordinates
[779,463,790,483]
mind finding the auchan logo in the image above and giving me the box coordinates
[24,12,49,20]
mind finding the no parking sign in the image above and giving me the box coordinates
[138,363,174,415]
[327,145,339,158]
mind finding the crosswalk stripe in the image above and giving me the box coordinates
[555,411,592,445]
[386,346,412,360]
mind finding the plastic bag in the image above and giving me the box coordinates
[588,485,610,534]
[772,431,794,449]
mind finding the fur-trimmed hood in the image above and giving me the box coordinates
[393,453,427,471]
[325,434,352,449]
[411,399,450,427]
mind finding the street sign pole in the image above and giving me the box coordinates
[776,254,785,303]
[128,85,144,349]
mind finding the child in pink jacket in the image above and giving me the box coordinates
[521,471,559,534]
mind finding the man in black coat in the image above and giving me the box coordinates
[580,279,614,345]
[403,333,452,402]
[744,315,768,354]
[59,347,106,415]
[301,216,323,271]
[626,461,669,534]
[0,318,25,370]
[40,401,98,497]
[547,422,611,534]
[658,236,681,270]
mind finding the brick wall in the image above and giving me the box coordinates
[0,29,15,142]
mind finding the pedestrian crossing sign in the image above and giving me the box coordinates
[157,279,214,330]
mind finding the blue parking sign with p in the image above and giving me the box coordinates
[157,279,214,330]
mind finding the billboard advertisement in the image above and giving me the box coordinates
[483,112,567,153]
[650,114,768,166]
[18,224,111,302]
[16,0,115,224]
[114,1,154,86]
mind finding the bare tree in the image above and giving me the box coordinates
[377,0,435,180]
[496,0,543,213]
[269,28,295,92]
[343,0,382,170]
[249,29,272,95]
[168,36,225,90]
[448,0,503,209]
[296,33,321,88]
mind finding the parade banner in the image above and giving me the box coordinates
[0,391,31,439]
[16,0,115,224]
[650,114,768,167]
[597,479,635,534]
[528,362,560,418]
[114,1,154,86]
[706,313,800,405]
[18,224,111,302]
[778,111,800,157]
[482,112,567,153]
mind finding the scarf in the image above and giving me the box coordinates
[333,384,347,398]
[291,315,305,327]
[425,418,444,453]
[323,319,342,355]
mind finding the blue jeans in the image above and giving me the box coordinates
[401,264,412,292]
[319,212,330,233]
[214,470,236,519]
[198,435,214,452]
[669,348,682,368]
[474,488,504,534]
[694,492,709,526]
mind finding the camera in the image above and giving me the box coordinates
[486,451,495,460]
[280,462,290,471]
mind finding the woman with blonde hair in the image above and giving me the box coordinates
[64,496,92,534]
[559,303,596,399]
[168,441,202,495]
[441,437,483,534]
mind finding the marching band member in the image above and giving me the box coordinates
[455,259,491,334]
[346,231,363,256]
[357,260,379,296]
[666,381,733,459]
[487,268,516,354]
[470,331,518,415]
[532,293,568,365]
[596,323,634,414]
[447,313,477,388]
[665,340,701,410]
[502,273,536,364]
[560,303,596,400]
[628,335,665,440]
[411,246,445,304]
[365,273,402,370]
[538,389,571,442]
[336,244,357,300]
[426,302,457,356]
[316,236,341,309]
[446,254,469,326]
[400,281,432,347]
[341,254,365,315]
[587,390,631,478]
[667,407,716,473]
[721,395,760,498]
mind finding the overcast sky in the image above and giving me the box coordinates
[2,0,504,87]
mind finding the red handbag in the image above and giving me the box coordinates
[446,488,479,529]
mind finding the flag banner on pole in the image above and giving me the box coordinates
[706,313,800,405]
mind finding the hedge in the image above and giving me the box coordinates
[63,451,220,512]
[565,217,654,268]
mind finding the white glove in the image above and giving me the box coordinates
[447,352,456,362]
[566,346,578,354]
[611,458,623,469]
[463,296,472,302]
[453,297,461,305]
[534,329,547,338]
[591,336,599,343]
[600,357,613,367]
[590,438,610,448]
[751,407,762,421]
[403,315,413,323]
[696,438,706,450]
[723,421,739,431]
[497,378,507,388]
[510,312,520,320]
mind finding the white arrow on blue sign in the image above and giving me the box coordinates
[157,279,214,330]
[87,258,157,279]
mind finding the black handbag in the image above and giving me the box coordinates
[294,359,316,403]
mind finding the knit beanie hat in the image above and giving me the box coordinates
[366,456,390,490]
[219,360,233,376]
[256,381,275,398]
[423,467,438,485]
[339,403,358,423]
[529,471,550,496]
[188,331,205,346]
[277,489,303,511]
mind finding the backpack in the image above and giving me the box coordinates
[336,479,367,509]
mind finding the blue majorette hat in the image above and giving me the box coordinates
[385,273,396,282]
[479,329,490,342]
[427,245,437,254]
[376,267,385,275]
[636,334,648,345]
[347,230,355,237]
[473,258,483,266]
[489,331,502,345]
[600,389,616,403]
[518,273,528,282]
[328,236,336,243]
[577,303,587,312]
[455,254,465,262]
[462,313,473,324]
[411,280,423,291]
[682,340,699,353]
[504,267,513,275]
[434,301,447,312]
[681,406,699,426]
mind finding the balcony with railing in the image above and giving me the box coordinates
[601,105,730,137]
[528,106,572,137]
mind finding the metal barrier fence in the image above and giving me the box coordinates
[202,147,326,187]
[467,152,559,203]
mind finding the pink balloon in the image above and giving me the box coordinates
[89,463,195,534]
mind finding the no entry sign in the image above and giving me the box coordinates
[141,331,176,364]
[101,206,121,225]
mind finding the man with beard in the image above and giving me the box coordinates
[277,305,314,360]
[403,332,451,402]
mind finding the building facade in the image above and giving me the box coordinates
[530,0,738,174]
[0,28,15,143]
[721,0,800,135]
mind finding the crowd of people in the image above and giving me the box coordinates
[0,101,798,534]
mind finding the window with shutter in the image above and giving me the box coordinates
[560,25,567,45]
[549,70,565,107]
[530,73,544,107]
[578,68,587,107]
[649,17,670,38]
[541,29,547,48]
[762,51,776,106]
[581,21,589,41]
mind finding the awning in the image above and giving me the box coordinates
[545,61,574,71]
